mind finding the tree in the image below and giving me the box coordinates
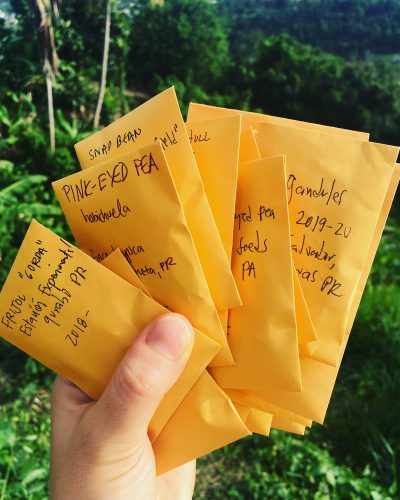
[249,34,400,145]
[29,0,59,152]
[93,0,112,128]
[127,0,231,93]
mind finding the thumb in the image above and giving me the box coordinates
[93,313,194,447]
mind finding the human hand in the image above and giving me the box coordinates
[50,313,196,500]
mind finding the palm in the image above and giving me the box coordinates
[156,460,196,499]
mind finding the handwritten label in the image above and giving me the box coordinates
[154,123,179,150]
[210,156,300,392]
[0,219,222,415]
[255,120,400,365]
[54,141,232,366]
[88,128,142,160]
[188,128,211,144]
[1,235,86,337]
[234,204,276,281]
[287,174,347,206]
[287,173,349,299]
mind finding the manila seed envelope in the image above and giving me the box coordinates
[213,127,314,430]
[153,371,251,475]
[100,249,225,442]
[186,115,241,261]
[210,155,301,392]
[239,127,261,163]
[102,249,150,295]
[75,87,241,313]
[0,221,220,446]
[187,102,370,140]
[239,125,317,349]
[245,163,400,425]
[233,403,273,437]
[186,115,241,333]
[256,122,399,366]
[53,141,233,366]
[100,249,255,463]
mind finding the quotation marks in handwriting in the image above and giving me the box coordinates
[18,240,48,280]
[65,310,90,347]
[154,124,178,150]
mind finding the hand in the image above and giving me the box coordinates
[50,313,196,500]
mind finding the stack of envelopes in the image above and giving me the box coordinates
[0,87,399,474]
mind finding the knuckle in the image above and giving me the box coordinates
[116,361,162,400]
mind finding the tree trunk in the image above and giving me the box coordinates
[45,56,55,153]
[94,0,111,129]
[29,0,59,153]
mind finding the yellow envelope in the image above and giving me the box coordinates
[0,218,218,439]
[232,132,314,422]
[102,249,150,295]
[153,371,251,475]
[186,115,241,260]
[239,126,317,348]
[344,163,400,336]
[187,102,370,140]
[233,403,273,437]
[74,87,241,312]
[239,127,261,162]
[256,123,399,366]
[227,389,312,428]
[100,248,228,441]
[294,265,317,348]
[53,141,233,366]
[210,156,301,391]
[233,402,251,422]
[247,164,400,423]
[224,118,314,427]
[272,416,306,435]
[246,408,273,436]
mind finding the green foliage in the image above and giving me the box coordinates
[0,163,67,286]
[195,432,392,499]
[127,0,231,92]
[218,0,400,59]
[249,34,400,145]
[311,221,400,493]
[0,358,52,500]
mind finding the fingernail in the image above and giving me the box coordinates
[146,314,193,360]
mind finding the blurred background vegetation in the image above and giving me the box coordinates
[0,0,399,498]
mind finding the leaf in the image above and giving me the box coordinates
[0,176,48,200]
[21,468,47,485]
